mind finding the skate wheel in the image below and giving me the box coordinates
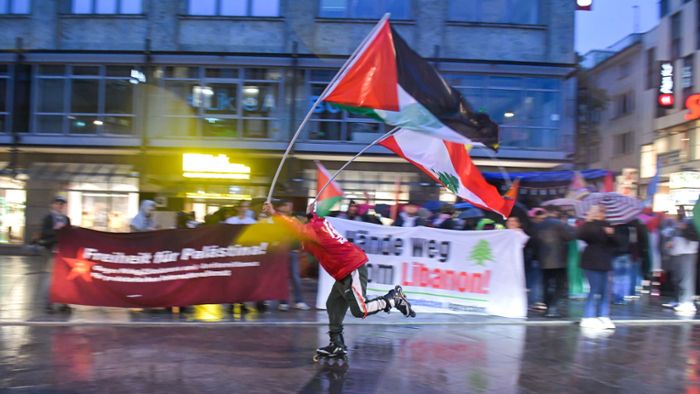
[313,354,321,362]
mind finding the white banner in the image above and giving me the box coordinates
[316,218,527,318]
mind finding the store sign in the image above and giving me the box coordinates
[685,94,700,120]
[576,0,592,11]
[669,171,700,189]
[182,153,251,180]
[658,62,675,108]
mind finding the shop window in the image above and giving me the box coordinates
[640,144,656,178]
[152,66,281,139]
[318,0,410,19]
[71,0,142,14]
[614,92,634,117]
[33,65,138,135]
[187,0,279,17]
[0,0,30,14]
[447,0,539,24]
[683,54,694,103]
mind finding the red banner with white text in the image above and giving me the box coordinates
[50,224,289,308]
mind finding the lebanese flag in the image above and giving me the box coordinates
[315,161,343,217]
[321,18,499,151]
[379,129,516,218]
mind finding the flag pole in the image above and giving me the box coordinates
[266,13,391,203]
[483,148,512,189]
[313,127,399,204]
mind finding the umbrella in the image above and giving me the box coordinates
[542,198,580,209]
[422,200,444,212]
[574,192,643,225]
[458,208,484,219]
[454,202,475,209]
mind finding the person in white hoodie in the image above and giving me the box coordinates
[664,213,700,314]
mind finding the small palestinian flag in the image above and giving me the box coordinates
[379,129,515,218]
[315,161,343,217]
[321,18,499,150]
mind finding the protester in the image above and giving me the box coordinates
[263,201,415,359]
[577,205,617,330]
[130,200,157,231]
[432,205,457,230]
[37,196,71,313]
[337,200,382,224]
[610,221,637,304]
[533,205,576,317]
[393,201,426,227]
[274,199,311,311]
[506,216,529,246]
[663,212,699,314]
[524,208,546,310]
[225,204,257,225]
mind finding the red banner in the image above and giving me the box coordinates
[50,224,289,308]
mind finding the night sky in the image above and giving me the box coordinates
[575,0,660,55]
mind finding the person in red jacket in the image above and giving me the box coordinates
[262,202,415,358]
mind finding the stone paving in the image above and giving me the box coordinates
[2,256,700,393]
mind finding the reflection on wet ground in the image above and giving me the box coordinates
[2,324,700,393]
[4,256,700,392]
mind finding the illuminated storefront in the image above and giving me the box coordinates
[0,177,26,243]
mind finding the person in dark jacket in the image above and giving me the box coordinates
[38,196,72,313]
[577,205,618,330]
[533,205,576,317]
[393,201,426,227]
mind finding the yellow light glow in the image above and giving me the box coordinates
[183,172,250,180]
[182,153,251,179]
[185,192,252,201]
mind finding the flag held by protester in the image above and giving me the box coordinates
[379,129,516,218]
[321,18,499,150]
[315,161,343,217]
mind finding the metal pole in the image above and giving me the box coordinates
[312,127,399,204]
[266,14,391,203]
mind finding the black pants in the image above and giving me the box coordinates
[542,268,567,309]
[326,264,389,334]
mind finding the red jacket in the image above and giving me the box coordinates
[275,213,367,281]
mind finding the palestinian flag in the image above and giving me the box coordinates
[315,161,343,217]
[321,18,499,150]
[379,129,516,218]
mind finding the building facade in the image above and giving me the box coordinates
[0,0,576,241]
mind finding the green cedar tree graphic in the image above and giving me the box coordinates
[433,169,460,194]
[470,239,493,266]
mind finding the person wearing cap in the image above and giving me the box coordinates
[38,196,72,313]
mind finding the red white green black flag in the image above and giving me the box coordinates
[321,18,500,151]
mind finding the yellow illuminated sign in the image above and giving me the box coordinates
[182,153,251,180]
[185,192,252,201]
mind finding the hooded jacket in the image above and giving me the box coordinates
[130,200,156,232]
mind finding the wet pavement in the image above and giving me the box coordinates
[3,256,700,393]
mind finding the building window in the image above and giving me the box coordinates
[71,0,142,14]
[683,54,694,103]
[0,0,30,14]
[449,74,563,150]
[0,65,9,133]
[660,0,669,18]
[448,0,540,25]
[318,0,411,19]
[671,12,682,60]
[646,48,656,90]
[614,132,634,155]
[614,92,634,117]
[150,66,282,139]
[306,69,388,142]
[33,65,138,135]
[187,0,279,17]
